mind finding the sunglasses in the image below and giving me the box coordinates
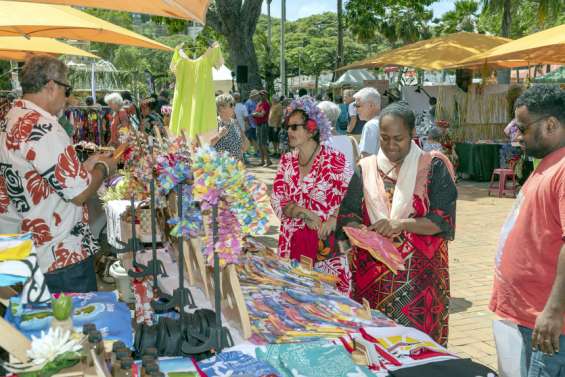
[50,79,73,97]
[284,123,305,131]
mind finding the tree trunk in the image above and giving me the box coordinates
[205,0,264,97]
[315,74,319,94]
[497,0,512,84]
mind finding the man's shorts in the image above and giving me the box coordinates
[269,127,280,143]
[245,126,257,141]
[256,123,270,146]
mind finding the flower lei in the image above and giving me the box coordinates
[192,146,271,266]
[154,136,201,238]
[286,97,332,143]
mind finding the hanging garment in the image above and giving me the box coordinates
[169,43,224,139]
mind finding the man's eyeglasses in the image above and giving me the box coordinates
[354,102,362,108]
[516,115,549,134]
[49,79,73,97]
[284,123,305,131]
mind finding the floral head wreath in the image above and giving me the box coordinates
[286,97,331,143]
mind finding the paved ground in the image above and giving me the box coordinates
[247,155,517,370]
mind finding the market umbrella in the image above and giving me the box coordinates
[448,24,565,69]
[11,0,210,23]
[0,36,98,60]
[0,1,172,51]
[337,32,511,72]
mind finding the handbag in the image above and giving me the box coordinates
[120,200,161,243]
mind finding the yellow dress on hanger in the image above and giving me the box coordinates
[169,43,224,139]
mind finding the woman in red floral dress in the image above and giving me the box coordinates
[271,97,353,293]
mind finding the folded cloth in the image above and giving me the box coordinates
[0,274,28,286]
[0,233,33,261]
[389,358,497,377]
[343,227,404,274]
[198,351,281,377]
[0,234,50,304]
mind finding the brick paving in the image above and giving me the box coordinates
[249,159,517,370]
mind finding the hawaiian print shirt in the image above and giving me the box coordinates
[0,100,98,273]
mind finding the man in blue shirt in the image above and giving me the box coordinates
[245,89,260,158]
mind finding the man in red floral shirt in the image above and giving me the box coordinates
[0,56,116,293]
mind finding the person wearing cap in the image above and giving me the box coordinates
[0,55,117,293]
[253,90,272,166]
[271,97,353,294]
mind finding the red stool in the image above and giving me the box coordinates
[488,161,518,198]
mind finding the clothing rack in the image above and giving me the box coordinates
[65,105,111,146]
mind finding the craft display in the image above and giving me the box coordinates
[238,255,397,344]
[192,146,271,266]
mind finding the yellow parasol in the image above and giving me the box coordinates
[0,36,98,61]
[448,24,565,69]
[11,0,210,23]
[0,1,172,51]
[338,32,511,72]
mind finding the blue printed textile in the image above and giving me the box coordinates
[198,351,281,377]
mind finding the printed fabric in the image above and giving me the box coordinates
[0,233,50,304]
[0,100,97,274]
[198,351,281,377]
[169,43,224,138]
[256,340,373,377]
[271,145,353,293]
[344,326,457,374]
[337,154,457,345]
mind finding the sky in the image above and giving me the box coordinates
[261,0,455,21]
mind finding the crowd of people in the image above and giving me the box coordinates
[1,55,564,377]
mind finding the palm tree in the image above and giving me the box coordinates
[482,0,561,83]
[482,0,562,36]
[436,0,479,34]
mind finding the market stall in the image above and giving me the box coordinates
[1,123,498,376]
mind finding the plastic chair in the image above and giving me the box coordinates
[488,159,518,198]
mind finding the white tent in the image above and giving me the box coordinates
[213,64,233,94]
[332,68,376,88]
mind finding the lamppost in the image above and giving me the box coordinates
[280,0,286,96]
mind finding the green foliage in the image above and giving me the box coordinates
[0,61,12,90]
[433,0,480,35]
[254,12,373,83]
[344,0,435,45]
[479,0,563,37]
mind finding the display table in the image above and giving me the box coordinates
[455,143,502,181]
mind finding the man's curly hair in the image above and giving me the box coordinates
[514,85,565,124]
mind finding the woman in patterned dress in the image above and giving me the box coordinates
[271,98,353,294]
[336,102,457,345]
[211,94,243,161]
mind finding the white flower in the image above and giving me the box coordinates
[27,327,81,365]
